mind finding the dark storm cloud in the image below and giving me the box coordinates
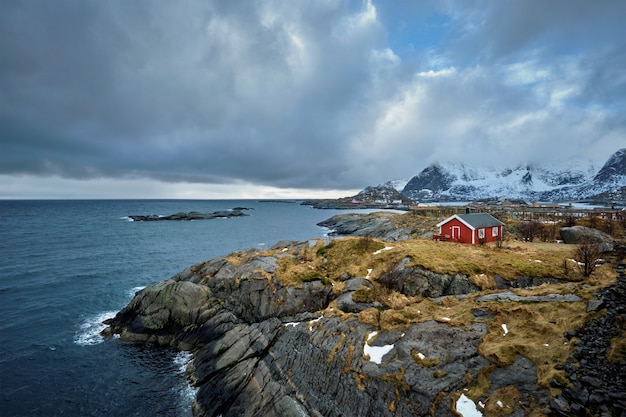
[0,0,390,189]
[1,0,625,197]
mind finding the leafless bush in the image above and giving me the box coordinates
[518,220,543,242]
[574,233,601,278]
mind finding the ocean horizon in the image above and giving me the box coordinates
[0,199,370,417]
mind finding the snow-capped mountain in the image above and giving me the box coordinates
[392,148,626,202]
[374,178,410,193]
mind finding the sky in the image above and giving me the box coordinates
[1,0,625,199]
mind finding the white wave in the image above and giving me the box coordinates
[127,286,146,298]
[120,216,134,222]
[173,351,193,374]
[172,351,197,417]
[74,311,117,346]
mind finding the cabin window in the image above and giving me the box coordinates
[478,228,485,239]
[492,227,499,237]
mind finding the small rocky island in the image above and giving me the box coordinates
[128,210,248,221]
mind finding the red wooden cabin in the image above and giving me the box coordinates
[434,212,504,244]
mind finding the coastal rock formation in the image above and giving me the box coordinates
[128,210,248,221]
[317,212,412,241]
[103,238,625,417]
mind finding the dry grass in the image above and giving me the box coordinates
[608,331,626,362]
[396,240,582,281]
[477,301,591,395]
[483,385,521,416]
[273,236,594,289]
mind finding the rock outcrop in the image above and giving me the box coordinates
[559,225,614,252]
[103,238,624,417]
[317,212,412,241]
[550,274,626,416]
[128,210,248,221]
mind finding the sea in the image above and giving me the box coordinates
[0,199,368,417]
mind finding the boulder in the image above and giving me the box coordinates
[104,279,210,343]
[559,225,614,252]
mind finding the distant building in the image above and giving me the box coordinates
[434,212,504,245]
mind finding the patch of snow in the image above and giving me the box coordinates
[308,316,322,332]
[543,343,549,347]
[372,246,393,255]
[285,322,300,327]
[497,400,503,408]
[416,352,426,360]
[364,343,394,365]
[366,268,373,279]
[502,324,509,336]
[363,331,394,364]
[534,260,543,263]
[441,317,451,321]
[282,248,289,252]
[568,258,585,266]
[456,394,483,417]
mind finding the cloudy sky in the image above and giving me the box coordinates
[1,0,625,199]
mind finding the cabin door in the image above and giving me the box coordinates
[451,226,461,240]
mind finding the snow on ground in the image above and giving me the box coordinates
[308,316,322,332]
[372,246,393,255]
[456,394,483,417]
[364,331,394,365]
[502,324,509,336]
[366,268,373,279]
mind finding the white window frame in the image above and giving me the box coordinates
[478,228,485,239]
[492,226,499,237]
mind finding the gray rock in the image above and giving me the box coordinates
[379,258,480,298]
[476,291,582,303]
[343,278,373,292]
[559,225,614,252]
[317,212,411,241]
[587,298,605,312]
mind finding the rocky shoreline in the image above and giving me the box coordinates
[101,231,626,417]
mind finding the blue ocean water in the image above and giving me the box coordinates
[0,200,358,417]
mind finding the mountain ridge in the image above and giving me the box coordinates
[374,148,626,203]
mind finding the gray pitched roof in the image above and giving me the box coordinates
[456,213,504,229]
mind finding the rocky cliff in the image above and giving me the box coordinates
[103,238,625,417]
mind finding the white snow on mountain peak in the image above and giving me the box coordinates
[422,158,596,198]
[367,149,625,202]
